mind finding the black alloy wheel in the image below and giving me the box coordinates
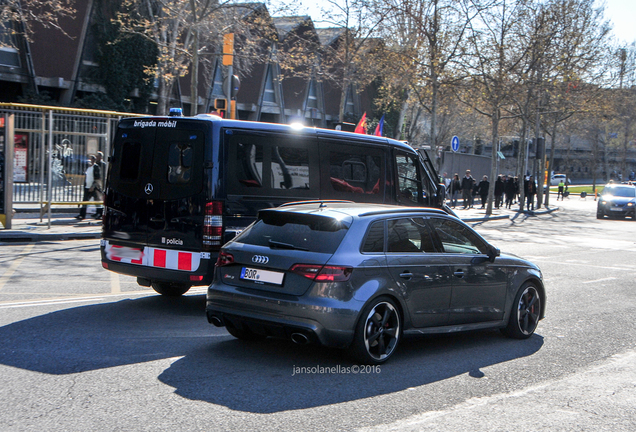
[502,283,542,339]
[350,297,401,364]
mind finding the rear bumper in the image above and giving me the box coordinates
[102,256,215,286]
[206,284,361,348]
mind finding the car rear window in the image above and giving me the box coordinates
[233,211,349,254]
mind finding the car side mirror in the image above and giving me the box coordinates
[488,246,500,263]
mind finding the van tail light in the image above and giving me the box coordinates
[203,201,223,251]
[290,264,352,282]
[216,251,234,267]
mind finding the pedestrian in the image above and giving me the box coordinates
[557,179,565,200]
[494,175,504,208]
[449,173,461,208]
[461,169,475,208]
[504,176,515,209]
[478,175,489,209]
[75,154,102,220]
[94,151,107,220]
[525,175,537,211]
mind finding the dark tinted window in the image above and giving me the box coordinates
[328,150,382,196]
[120,141,141,181]
[428,218,487,254]
[395,154,421,204]
[236,142,263,188]
[272,147,309,189]
[234,212,348,254]
[362,221,385,253]
[387,218,436,253]
[168,142,193,184]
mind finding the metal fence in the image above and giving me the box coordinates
[1,103,143,205]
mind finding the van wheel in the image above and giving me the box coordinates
[151,282,191,296]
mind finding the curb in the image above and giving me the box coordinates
[0,230,101,242]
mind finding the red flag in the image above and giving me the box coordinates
[354,112,367,134]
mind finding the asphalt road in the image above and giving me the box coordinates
[0,196,634,431]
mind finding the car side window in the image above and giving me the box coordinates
[362,221,385,253]
[387,218,436,253]
[428,218,488,255]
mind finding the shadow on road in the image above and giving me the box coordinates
[0,295,543,413]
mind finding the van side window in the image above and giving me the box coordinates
[168,142,193,184]
[395,154,422,204]
[236,143,263,187]
[329,151,381,195]
[272,147,310,189]
[120,141,141,181]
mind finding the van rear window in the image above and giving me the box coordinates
[120,141,141,181]
[168,142,193,184]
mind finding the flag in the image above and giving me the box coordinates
[374,114,385,137]
[354,112,367,134]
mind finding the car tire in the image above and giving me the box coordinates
[225,323,266,341]
[501,283,542,339]
[349,296,401,365]
[151,282,191,296]
[596,212,603,219]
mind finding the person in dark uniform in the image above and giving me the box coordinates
[525,176,537,211]
[477,175,489,209]
[494,175,504,208]
[461,170,475,208]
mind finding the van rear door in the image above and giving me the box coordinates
[104,118,207,252]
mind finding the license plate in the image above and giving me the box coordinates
[240,267,284,285]
[610,207,623,211]
[108,245,143,261]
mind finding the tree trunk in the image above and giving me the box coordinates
[486,108,499,216]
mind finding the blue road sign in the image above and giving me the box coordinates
[451,136,460,152]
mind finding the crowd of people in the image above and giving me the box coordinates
[443,170,542,211]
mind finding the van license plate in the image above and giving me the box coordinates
[109,246,143,261]
[240,267,284,285]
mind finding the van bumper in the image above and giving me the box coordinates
[102,257,215,286]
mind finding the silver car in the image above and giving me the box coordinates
[206,202,546,364]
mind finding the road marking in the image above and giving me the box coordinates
[582,277,617,284]
[110,271,121,294]
[0,288,207,309]
[0,243,35,291]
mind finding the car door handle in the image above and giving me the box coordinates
[149,217,165,223]
[399,272,413,280]
[453,269,465,278]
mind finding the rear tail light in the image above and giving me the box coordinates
[189,275,204,281]
[216,251,234,267]
[290,264,352,282]
[203,201,223,251]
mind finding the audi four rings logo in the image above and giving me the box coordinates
[144,183,154,195]
[252,255,269,264]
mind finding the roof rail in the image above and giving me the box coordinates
[278,200,354,208]
[360,207,447,217]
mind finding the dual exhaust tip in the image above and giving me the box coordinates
[209,314,310,345]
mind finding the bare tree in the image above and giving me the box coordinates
[0,0,75,46]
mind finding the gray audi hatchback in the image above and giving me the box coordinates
[206,201,546,364]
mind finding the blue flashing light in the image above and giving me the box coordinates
[169,108,183,117]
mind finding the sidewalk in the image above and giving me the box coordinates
[0,200,559,242]
[0,206,103,242]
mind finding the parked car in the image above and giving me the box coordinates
[596,183,636,219]
[550,174,571,186]
[206,201,546,364]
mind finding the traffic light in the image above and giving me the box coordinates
[214,98,227,117]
